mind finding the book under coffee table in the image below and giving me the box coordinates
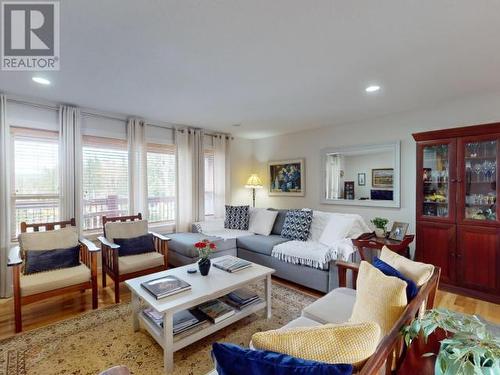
[125,256,275,374]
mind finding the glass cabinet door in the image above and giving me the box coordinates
[422,144,451,218]
[462,138,497,222]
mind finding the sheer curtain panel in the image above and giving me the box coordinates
[59,105,82,229]
[0,95,12,297]
[127,118,147,217]
[213,134,231,218]
[175,128,205,232]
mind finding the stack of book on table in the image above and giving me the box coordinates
[222,288,262,310]
[142,307,210,337]
[197,299,235,323]
[212,256,252,273]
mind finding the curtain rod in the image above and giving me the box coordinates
[6,97,232,138]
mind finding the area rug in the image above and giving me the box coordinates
[0,282,316,375]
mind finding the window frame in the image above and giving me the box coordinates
[146,142,176,226]
[10,127,61,240]
[81,134,130,233]
[204,148,215,218]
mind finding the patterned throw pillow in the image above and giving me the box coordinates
[224,205,250,230]
[281,209,313,241]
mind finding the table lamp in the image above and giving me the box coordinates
[245,174,263,207]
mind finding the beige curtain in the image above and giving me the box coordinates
[213,134,231,218]
[0,95,12,297]
[127,118,148,217]
[59,105,82,229]
[175,128,205,232]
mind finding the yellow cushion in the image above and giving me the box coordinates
[349,261,407,335]
[252,321,381,366]
[380,246,434,286]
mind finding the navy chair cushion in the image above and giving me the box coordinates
[373,257,418,301]
[24,245,80,274]
[114,234,155,257]
[212,343,353,375]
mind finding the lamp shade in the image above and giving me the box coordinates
[245,174,263,189]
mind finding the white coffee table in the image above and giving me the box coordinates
[125,256,275,373]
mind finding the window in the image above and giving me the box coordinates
[82,136,129,231]
[11,127,60,238]
[147,143,176,224]
[204,149,215,216]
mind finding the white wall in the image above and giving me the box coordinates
[230,91,500,236]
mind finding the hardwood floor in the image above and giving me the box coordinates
[0,275,498,341]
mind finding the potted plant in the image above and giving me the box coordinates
[402,309,500,375]
[194,239,216,276]
[371,217,389,238]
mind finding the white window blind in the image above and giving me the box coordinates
[147,143,176,224]
[204,149,215,216]
[11,127,60,238]
[82,135,129,231]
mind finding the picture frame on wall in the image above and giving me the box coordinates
[388,222,409,241]
[358,172,366,186]
[268,158,305,196]
[372,168,394,188]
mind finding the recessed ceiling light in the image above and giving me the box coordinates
[232,123,241,127]
[32,76,51,85]
[365,85,381,93]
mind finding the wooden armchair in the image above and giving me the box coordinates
[335,260,441,374]
[8,218,100,333]
[98,213,170,303]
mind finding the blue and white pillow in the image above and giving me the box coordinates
[224,205,250,230]
[281,209,313,241]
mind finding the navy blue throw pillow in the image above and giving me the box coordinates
[212,343,353,375]
[114,234,155,257]
[24,245,80,274]
[373,257,418,301]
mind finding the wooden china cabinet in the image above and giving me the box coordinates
[413,123,500,303]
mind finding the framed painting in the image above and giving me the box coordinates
[268,158,305,196]
[372,168,394,188]
[358,172,366,186]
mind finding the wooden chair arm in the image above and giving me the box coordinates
[97,236,120,250]
[150,231,171,241]
[336,260,360,289]
[79,237,100,252]
[8,246,23,267]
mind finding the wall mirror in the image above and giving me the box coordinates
[321,141,400,208]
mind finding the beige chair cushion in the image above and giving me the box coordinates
[105,220,148,243]
[350,261,407,336]
[380,246,434,286]
[302,287,356,324]
[252,321,381,366]
[18,226,79,251]
[119,252,164,274]
[20,264,91,296]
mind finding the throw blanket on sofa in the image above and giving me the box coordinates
[271,239,355,269]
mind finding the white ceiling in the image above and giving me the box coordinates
[1,0,500,139]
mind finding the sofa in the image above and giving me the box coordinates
[208,248,441,375]
[167,209,370,293]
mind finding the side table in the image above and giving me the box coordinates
[352,232,415,261]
